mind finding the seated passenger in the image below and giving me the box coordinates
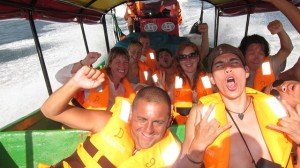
[264,80,300,167]
[55,48,134,110]
[239,20,293,91]
[175,44,294,168]
[138,33,157,71]
[124,0,144,33]
[160,0,182,25]
[40,70,181,167]
[152,48,176,91]
[171,42,213,124]
[74,47,135,110]
[127,40,153,91]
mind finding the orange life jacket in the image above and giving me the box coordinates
[74,70,135,110]
[144,48,157,72]
[253,57,275,91]
[199,88,293,168]
[173,72,213,124]
[138,61,152,84]
[152,69,176,91]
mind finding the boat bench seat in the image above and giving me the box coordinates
[0,125,185,167]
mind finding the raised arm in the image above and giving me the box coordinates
[55,52,100,84]
[42,66,111,133]
[70,52,100,73]
[263,0,300,33]
[198,23,209,61]
[268,20,293,76]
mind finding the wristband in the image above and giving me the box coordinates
[186,154,202,164]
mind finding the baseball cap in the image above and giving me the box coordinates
[207,44,246,72]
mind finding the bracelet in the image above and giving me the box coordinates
[79,60,84,66]
[186,154,202,164]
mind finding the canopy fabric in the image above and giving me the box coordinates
[0,0,109,23]
[207,0,300,16]
[0,0,299,23]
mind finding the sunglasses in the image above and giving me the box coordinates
[178,52,198,61]
[269,79,285,99]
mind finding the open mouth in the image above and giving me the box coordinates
[226,76,237,91]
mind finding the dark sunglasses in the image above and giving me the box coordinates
[269,79,285,99]
[178,52,198,61]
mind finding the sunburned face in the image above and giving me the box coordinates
[178,46,199,74]
[158,51,173,69]
[210,53,249,99]
[139,37,150,55]
[109,55,129,80]
[128,44,142,63]
[264,80,300,108]
[245,43,265,71]
[129,99,171,150]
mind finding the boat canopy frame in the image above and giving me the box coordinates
[1,0,300,95]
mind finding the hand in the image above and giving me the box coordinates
[82,52,101,66]
[154,72,166,89]
[72,66,105,89]
[268,102,300,145]
[197,23,208,34]
[184,104,231,159]
[268,20,284,35]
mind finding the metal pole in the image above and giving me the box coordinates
[214,8,220,47]
[102,15,110,53]
[244,12,250,37]
[28,10,53,95]
[80,21,90,53]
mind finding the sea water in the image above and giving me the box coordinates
[0,0,299,129]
